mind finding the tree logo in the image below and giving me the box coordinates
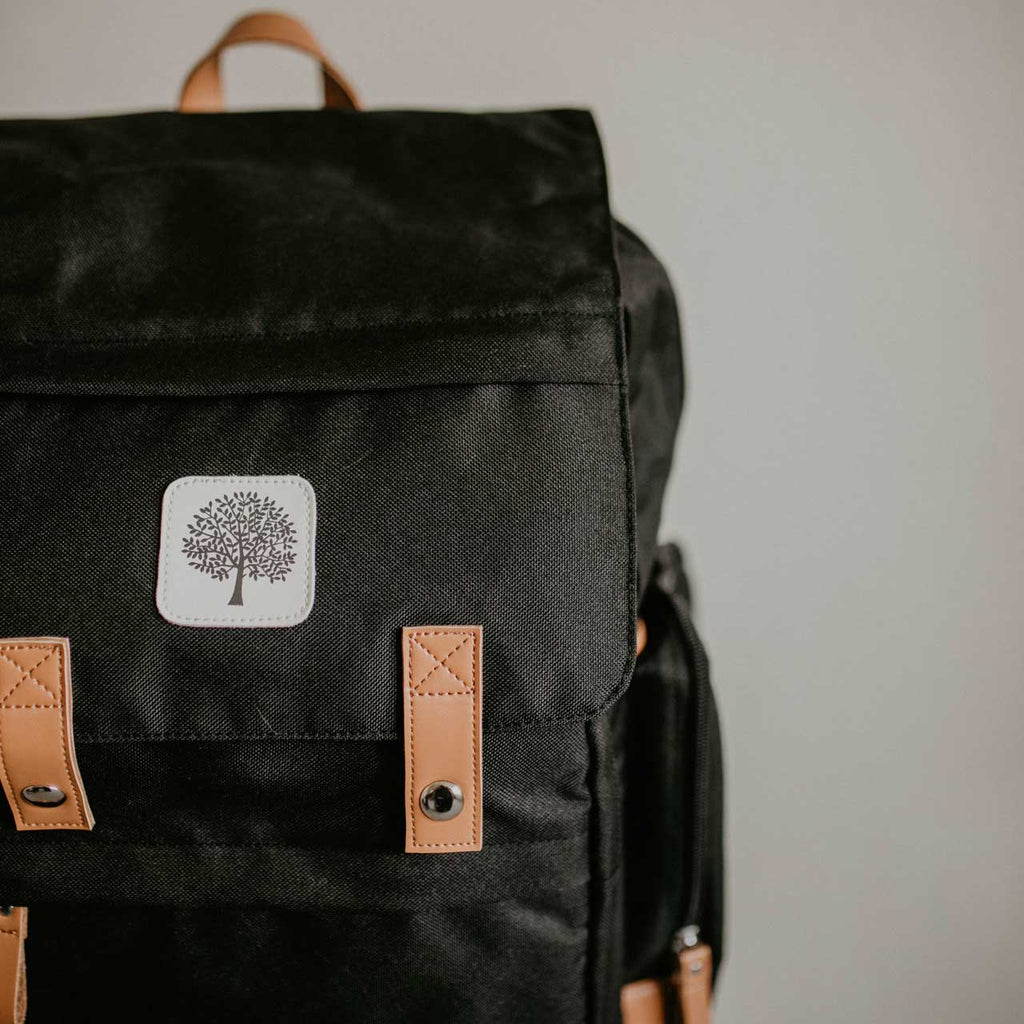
[181,491,298,607]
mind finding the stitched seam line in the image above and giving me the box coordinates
[409,843,479,848]
[4,308,616,349]
[0,647,27,828]
[51,643,85,825]
[46,644,86,826]
[0,647,58,703]
[409,633,473,692]
[406,632,417,846]
[472,630,479,847]
[8,817,86,827]
[1,380,622,404]
[0,834,583,851]
[76,718,575,741]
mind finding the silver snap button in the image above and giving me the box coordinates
[21,785,66,807]
[419,780,464,821]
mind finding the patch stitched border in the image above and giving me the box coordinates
[156,475,316,628]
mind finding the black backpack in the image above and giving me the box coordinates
[0,13,723,1023]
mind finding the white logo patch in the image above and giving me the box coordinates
[156,476,316,628]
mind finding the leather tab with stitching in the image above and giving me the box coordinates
[0,639,94,831]
[0,907,27,1024]
[402,626,482,854]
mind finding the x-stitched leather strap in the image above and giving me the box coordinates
[402,626,482,854]
[0,638,94,831]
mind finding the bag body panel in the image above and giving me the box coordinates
[0,104,700,1024]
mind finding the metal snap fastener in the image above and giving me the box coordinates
[419,780,464,821]
[21,785,66,807]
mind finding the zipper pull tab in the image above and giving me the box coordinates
[670,926,712,1024]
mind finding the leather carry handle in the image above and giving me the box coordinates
[179,11,360,113]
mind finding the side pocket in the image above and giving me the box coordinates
[623,543,725,985]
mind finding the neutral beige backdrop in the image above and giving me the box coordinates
[2,2,1022,1022]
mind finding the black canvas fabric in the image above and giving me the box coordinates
[0,107,720,1022]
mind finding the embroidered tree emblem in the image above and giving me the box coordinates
[181,492,297,607]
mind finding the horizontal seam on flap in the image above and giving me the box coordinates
[0,833,587,852]
[76,714,596,743]
[0,308,618,348]
[0,379,622,399]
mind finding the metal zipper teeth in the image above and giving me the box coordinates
[668,588,713,933]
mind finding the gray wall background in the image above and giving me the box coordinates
[1,2,1021,1021]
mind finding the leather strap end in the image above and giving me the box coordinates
[0,907,27,1024]
[620,977,670,1024]
[621,943,714,1024]
[0,638,94,832]
[673,943,713,1024]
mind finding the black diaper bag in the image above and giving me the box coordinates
[0,13,724,1023]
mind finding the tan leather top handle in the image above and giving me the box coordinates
[179,11,360,113]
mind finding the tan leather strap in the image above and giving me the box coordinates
[0,639,94,832]
[673,944,713,1024]
[622,944,714,1024]
[179,11,360,113]
[620,978,670,1023]
[402,627,483,853]
[0,908,27,1024]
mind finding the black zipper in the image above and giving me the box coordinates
[666,581,713,951]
